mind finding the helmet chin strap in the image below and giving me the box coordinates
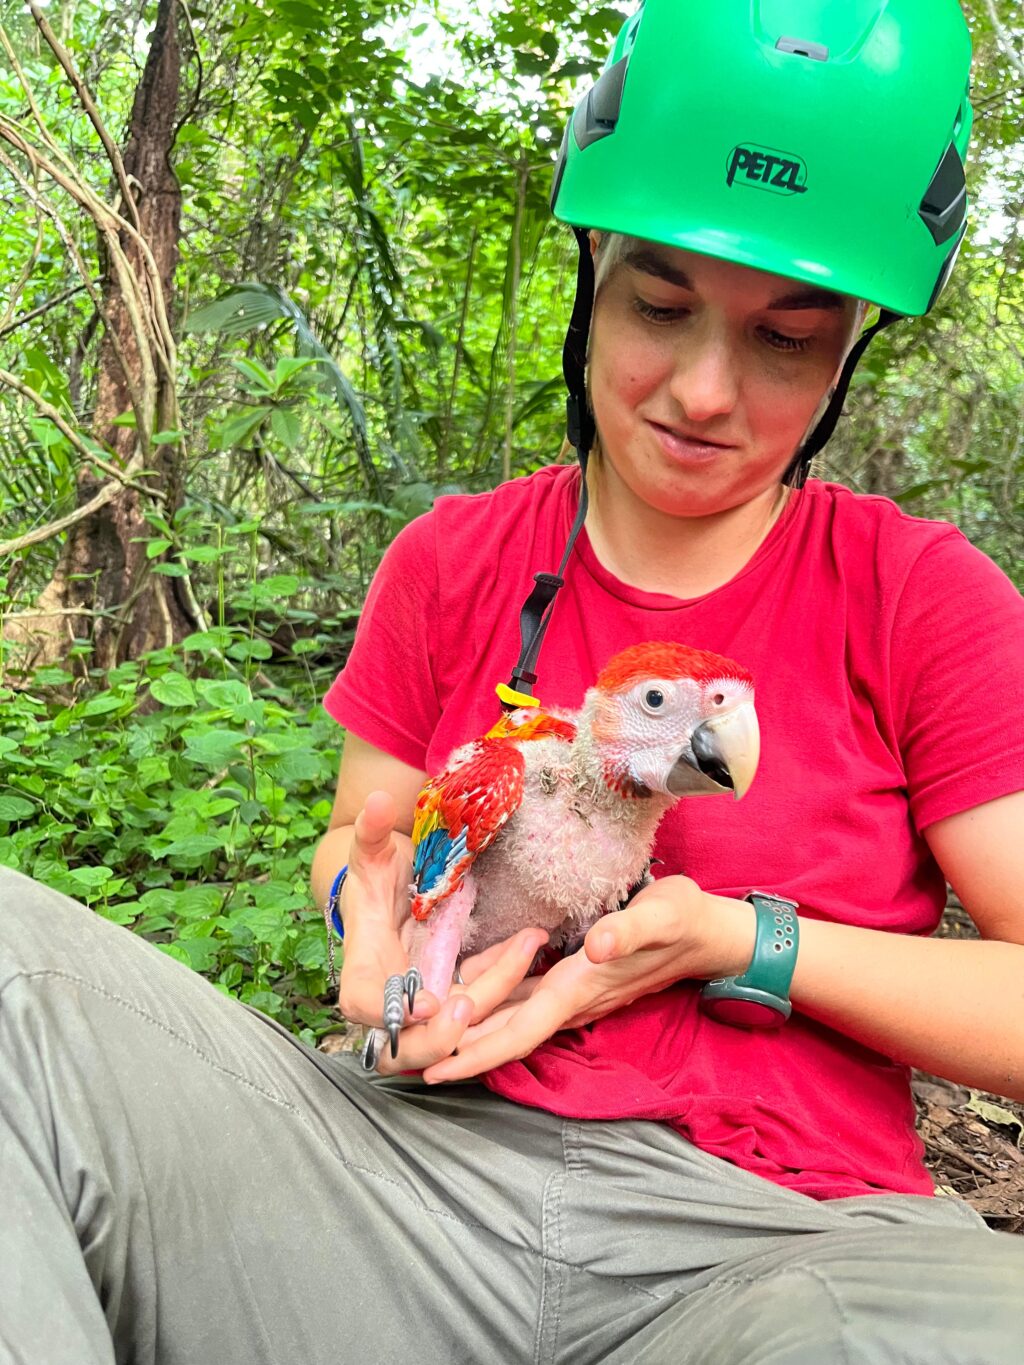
[784,308,900,488]
[502,227,595,705]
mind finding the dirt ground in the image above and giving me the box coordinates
[322,895,1024,1234]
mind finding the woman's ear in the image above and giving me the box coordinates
[589,229,601,259]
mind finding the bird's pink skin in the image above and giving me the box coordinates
[408,874,476,1003]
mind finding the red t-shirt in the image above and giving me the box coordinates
[325,466,1024,1200]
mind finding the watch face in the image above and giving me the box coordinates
[704,997,787,1031]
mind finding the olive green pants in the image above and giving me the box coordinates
[2,865,1023,1364]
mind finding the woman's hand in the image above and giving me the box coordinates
[337,791,551,1072]
[420,876,755,1083]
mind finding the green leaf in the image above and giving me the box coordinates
[157,942,193,967]
[181,545,227,563]
[0,796,35,820]
[227,638,274,661]
[175,936,222,972]
[182,728,244,768]
[273,356,320,384]
[260,574,300,596]
[232,357,275,390]
[150,673,196,708]
[270,406,301,450]
[81,693,125,717]
[31,666,75,685]
[196,679,252,708]
[67,865,114,888]
[185,285,289,336]
[216,406,267,449]
[157,834,223,860]
[181,629,234,651]
[151,429,183,445]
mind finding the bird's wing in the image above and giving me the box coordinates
[410,738,526,921]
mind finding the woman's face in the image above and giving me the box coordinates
[588,239,862,519]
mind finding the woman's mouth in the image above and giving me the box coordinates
[647,420,735,463]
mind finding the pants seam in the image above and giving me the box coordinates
[3,969,494,1238]
[710,1263,852,1365]
[3,968,679,1298]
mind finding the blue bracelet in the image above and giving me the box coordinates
[327,865,348,940]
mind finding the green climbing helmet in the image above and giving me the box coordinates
[552,0,973,317]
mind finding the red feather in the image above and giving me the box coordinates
[410,739,525,920]
[596,642,752,694]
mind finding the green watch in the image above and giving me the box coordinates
[699,892,799,1030]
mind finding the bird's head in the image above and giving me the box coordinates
[583,642,759,801]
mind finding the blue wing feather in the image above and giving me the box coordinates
[413,825,469,896]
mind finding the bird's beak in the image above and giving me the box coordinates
[667,701,760,800]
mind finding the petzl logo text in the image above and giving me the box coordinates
[726,144,808,196]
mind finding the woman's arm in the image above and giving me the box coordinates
[421,790,1024,1096]
[785,788,1024,1098]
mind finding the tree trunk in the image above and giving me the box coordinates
[28,0,189,672]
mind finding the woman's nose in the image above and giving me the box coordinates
[668,327,739,423]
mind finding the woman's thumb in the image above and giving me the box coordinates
[351,790,397,863]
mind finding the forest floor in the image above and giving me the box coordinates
[321,896,1024,1235]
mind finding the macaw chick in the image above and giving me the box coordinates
[362,641,758,1069]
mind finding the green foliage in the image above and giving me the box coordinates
[0,643,341,1047]
[0,517,354,1044]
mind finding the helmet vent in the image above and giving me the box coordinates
[572,56,630,152]
[920,141,967,246]
[775,36,829,62]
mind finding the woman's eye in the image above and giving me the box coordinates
[759,327,812,353]
[644,688,665,709]
[634,298,689,324]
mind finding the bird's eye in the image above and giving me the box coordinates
[644,688,665,710]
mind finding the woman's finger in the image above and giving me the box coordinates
[373,993,475,1076]
[350,790,397,866]
[455,929,549,1021]
[423,987,571,1083]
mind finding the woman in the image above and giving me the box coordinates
[2,2,1022,1362]
[316,0,1024,1354]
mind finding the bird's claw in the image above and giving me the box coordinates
[360,1029,380,1073]
[364,969,426,1070]
[405,966,423,1015]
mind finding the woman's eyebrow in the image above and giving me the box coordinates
[623,247,694,288]
[767,287,846,312]
[623,246,847,313]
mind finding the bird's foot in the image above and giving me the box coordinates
[360,968,424,1072]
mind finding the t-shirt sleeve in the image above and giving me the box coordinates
[890,530,1024,831]
[322,513,441,771]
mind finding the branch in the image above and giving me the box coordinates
[0,365,166,502]
[0,467,138,556]
[982,0,1024,83]
[27,4,141,231]
[0,23,78,177]
[2,605,129,621]
[0,284,89,339]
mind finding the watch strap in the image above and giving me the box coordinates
[699,892,799,1030]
